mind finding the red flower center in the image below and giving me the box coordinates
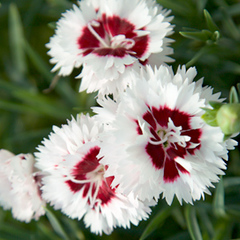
[78,14,149,59]
[136,105,202,183]
[65,146,115,208]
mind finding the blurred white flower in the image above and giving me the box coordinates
[0,150,45,222]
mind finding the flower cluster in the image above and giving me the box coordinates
[0,0,239,237]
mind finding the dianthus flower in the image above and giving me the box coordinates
[46,0,173,98]
[0,150,45,222]
[35,114,152,235]
[95,65,238,205]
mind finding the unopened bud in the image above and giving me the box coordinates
[216,103,240,135]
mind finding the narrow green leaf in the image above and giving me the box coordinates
[0,223,33,240]
[184,205,203,240]
[0,79,73,119]
[12,89,72,119]
[185,46,209,67]
[223,3,240,17]
[48,22,57,29]
[165,231,190,240]
[222,61,240,75]
[37,222,62,240]
[8,128,51,144]
[0,79,22,93]
[179,31,209,42]
[194,0,207,13]
[202,29,214,38]
[47,0,73,8]
[44,207,70,240]
[209,101,224,109]
[237,83,240,96]
[213,177,226,218]
[225,205,240,219]
[221,7,240,41]
[0,233,27,240]
[61,217,85,240]
[157,0,189,16]
[204,9,219,32]
[0,99,40,115]
[223,177,240,188]
[8,4,27,79]
[23,40,53,82]
[54,80,78,106]
[229,86,239,103]
[140,207,172,240]
[171,207,186,228]
[198,209,215,239]
[213,220,232,240]
[23,41,77,106]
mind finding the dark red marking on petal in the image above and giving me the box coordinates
[185,129,202,154]
[88,176,115,208]
[95,177,115,206]
[170,110,191,130]
[176,162,189,175]
[102,14,136,38]
[146,142,165,169]
[143,111,157,130]
[152,106,173,128]
[82,48,95,56]
[66,146,101,193]
[151,106,202,155]
[65,147,116,207]
[66,180,90,197]
[150,128,160,141]
[78,22,105,51]
[131,35,149,58]
[143,106,201,182]
[167,145,186,160]
[163,157,189,183]
[139,59,149,66]
[93,47,127,57]
[78,14,149,59]
[134,120,143,135]
[72,147,101,176]
[163,157,180,182]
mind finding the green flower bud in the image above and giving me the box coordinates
[216,103,240,135]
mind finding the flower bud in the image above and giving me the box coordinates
[216,103,240,135]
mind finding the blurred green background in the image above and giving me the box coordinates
[0,0,240,239]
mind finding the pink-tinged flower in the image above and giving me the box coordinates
[46,0,173,98]
[0,150,45,222]
[35,114,152,235]
[95,65,238,205]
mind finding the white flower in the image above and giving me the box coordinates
[0,149,45,222]
[35,114,152,235]
[95,65,238,205]
[46,0,173,98]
